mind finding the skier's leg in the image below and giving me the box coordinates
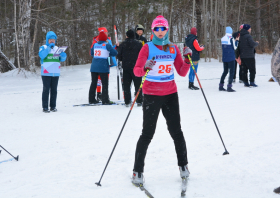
[133,94,163,172]
[161,92,188,167]
[89,72,99,103]
[99,73,109,103]
[132,70,143,103]
[41,76,51,109]
[50,76,59,109]
[220,62,229,84]
[123,69,132,105]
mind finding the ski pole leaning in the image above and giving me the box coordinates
[187,55,229,156]
[0,145,19,161]
[95,58,154,187]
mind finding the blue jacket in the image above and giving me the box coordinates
[221,33,235,63]
[38,31,67,76]
[90,41,118,73]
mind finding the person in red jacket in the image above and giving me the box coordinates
[90,27,112,102]
[131,15,192,186]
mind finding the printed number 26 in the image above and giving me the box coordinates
[158,64,171,74]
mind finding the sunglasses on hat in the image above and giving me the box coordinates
[153,27,167,32]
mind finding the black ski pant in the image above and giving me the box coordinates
[233,60,243,81]
[220,60,235,85]
[41,76,59,109]
[241,58,256,83]
[123,69,142,104]
[89,72,109,103]
[133,92,188,173]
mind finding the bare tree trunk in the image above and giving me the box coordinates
[255,0,261,42]
[169,0,174,41]
[209,0,213,61]
[192,0,195,27]
[237,0,241,30]
[14,0,20,68]
[195,0,202,40]
[111,0,116,45]
[30,0,41,68]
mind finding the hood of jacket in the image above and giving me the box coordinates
[46,31,57,46]
[240,29,249,37]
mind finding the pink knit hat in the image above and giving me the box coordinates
[151,15,169,31]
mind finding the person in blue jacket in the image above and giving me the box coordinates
[89,30,118,105]
[219,27,236,92]
[38,31,67,113]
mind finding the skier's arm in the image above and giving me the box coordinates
[134,44,149,77]
[247,35,259,48]
[173,45,191,77]
[193,40,204,51]
[117,43,123,61]
[90,45,94,57]
[106,44,118,57]
[231,38,237,50]
[38,46,50,59]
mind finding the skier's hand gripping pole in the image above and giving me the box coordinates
[187,55,229,156]
[95,57,155,187]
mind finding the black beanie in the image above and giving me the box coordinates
[126,29,135,39]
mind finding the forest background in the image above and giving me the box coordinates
[0,0,279,73]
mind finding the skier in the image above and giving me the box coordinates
[90,27,117,102]
[135,24,147,45]
[131,15,192,185]
[185,27,204,90]
[89,30,118,105]
[39,31,67,113]
[117,29,143,107]
[239,24,259,87]
[219,26,236,92]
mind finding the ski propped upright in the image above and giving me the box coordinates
[132,182,154,198]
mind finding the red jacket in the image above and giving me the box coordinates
[134,44,191,96]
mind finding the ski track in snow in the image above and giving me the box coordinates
[0,54,279,198]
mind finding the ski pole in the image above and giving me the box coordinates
[0,145,19,161]
[95,58,154,187]
[187,55,229,156]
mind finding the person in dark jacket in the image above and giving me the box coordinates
[185,27,204,90]
[239,24,259,87]
[89,31,118,105]
[219,27,236,92]
[135,24,147,45]
[117,30,143,106]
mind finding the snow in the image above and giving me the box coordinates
[0,54,279,198]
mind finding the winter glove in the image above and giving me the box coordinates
[60,52,67,58]
[49,43,55,49]
[144,59,156,71]
[183,47,192,58]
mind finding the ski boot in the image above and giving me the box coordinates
[137,103,142,107]
[250,82,258,87]
[179,165,190,178]
[239,80,243,83]
[227,84,236,92]
[189,82,199,90]
[97,92,102,102]
[125,102,132,107]
[244,82,250,87]
[132,171,144,186]
[219,83,226,91]
[102,101,116,105]
[50,108,57,112]
[43,108,50,113]
[274,186,280,194]
[233,79,236,83]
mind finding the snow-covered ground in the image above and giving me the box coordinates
[0,54,279,198]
